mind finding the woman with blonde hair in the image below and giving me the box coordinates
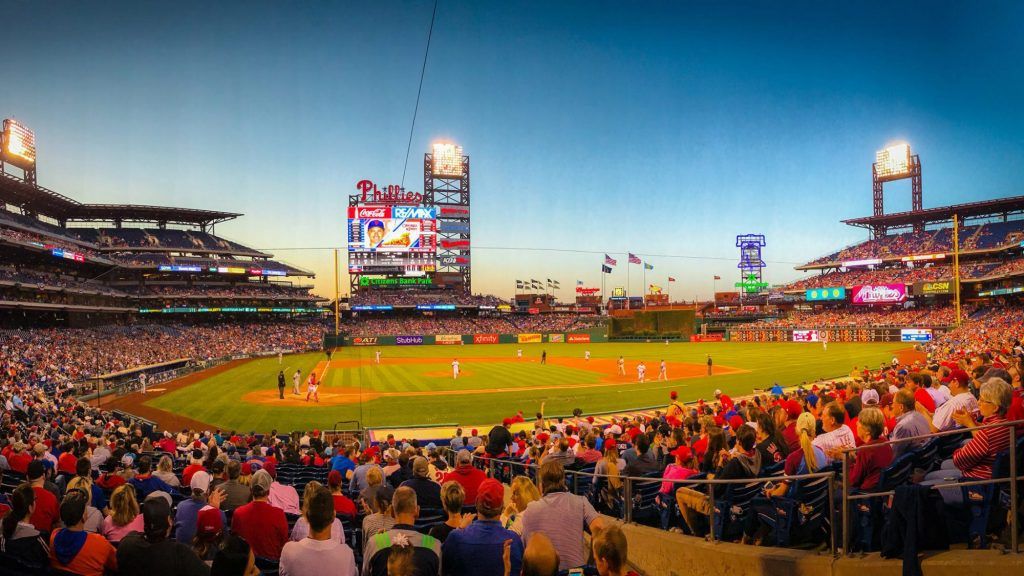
[153,455,181,488]
[594,441,624,513]
[765,412,825,498]
[100,484,144,543]
[66,477,103,533]
[429,481,465,542]
[502,476,541,534]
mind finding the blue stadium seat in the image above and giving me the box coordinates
[711,479,764,541]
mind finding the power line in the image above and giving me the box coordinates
[253,244,806,265]
[400,0,438,189]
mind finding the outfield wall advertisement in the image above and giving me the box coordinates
[567,333,591,343]
[549,334,565,343]
[396,335,424,345]
[472,333,500,344]
[436,334,463,345]
[517,333,543,344]
[342,328,607,346]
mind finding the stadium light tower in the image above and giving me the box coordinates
[424,142,471,293]
[872,142,923,236]
[1,118,37,186]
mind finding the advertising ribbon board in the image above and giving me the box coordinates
[549,334,565,343]
[436,335,463,345]
[566,333,591,344]
[900,329,933,342]
[806,287,846,301]
[518,333,543,344]
[690,334,724,342]
[472,334,500,345]
[352,337,378,346]
[851,284,908,305]
[396,335,424,346]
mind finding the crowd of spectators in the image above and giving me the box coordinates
[804,220,1024,267]
[123,284,318,302]
[737,306,963,329]
[349,290,504,307]
[786,259,1021,291]
[341,314,604,337]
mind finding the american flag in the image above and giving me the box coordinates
[628,253,641,265]
[604,254,617,266]
[713,275,721,280]
[668,277,676,282]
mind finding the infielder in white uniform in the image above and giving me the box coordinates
[617,356,626,376]
[375,350,381,364]
[658,360,667,381]
[637,362,646,382]
[293,369,302,395]
[584,350,591,361]
[452,359,460,379]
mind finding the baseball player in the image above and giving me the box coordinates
[584,350,591,361]
[375,349,381,364]
[452,358,460,380]
[617,356,625,376]
[637,362,646,382]
[293,368,302,395]
[658,360,667,381]
[306,372,318,402]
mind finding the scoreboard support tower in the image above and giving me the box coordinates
[424,146,471,294]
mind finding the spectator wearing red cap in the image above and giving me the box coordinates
[328,471,359,517]
[666,391,685,427]
[921,368,979,432]
[780,400,803,453]
[908,373,937,414]
[191,505,224,563]
[657,446,697,530]
[442,478,523,576]
[715,389,733,410]
[442,450,488,506]
[485,419,515,458]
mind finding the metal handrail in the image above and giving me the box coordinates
[837,418,1021,556]
[474,417,1023,556]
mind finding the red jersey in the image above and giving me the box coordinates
[231,501,289,559]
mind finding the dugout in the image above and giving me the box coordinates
[609,309,695,340]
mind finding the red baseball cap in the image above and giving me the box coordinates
[670,446,692,461]
[949,369,970,386]
[502,418,513,427]
[328,470,343,488]
[196,506,223,537]
[785,399,802,419]
[670,390,678,400]
[477,478,505,511]
[604,439,617,451]
[728,415,744,430]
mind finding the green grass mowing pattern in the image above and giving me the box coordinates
[145,342,909,431]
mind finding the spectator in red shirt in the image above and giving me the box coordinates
[181,450,206,487]
[57,444,79,476]
[327,471,358,517]
[848,408,893,491]
[8,442,32,475]
[27,461,59,533]
[231,469,288,560]
[441,450,487,505]
[715,389,734,411]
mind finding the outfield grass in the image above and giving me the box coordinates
[145,342,909,431]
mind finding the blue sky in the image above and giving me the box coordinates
[2,1,1022,298]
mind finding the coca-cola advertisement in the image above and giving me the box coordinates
[851,284,908,305]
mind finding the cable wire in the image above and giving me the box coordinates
[400,0,439,189]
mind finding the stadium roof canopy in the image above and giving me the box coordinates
[843,196,1024,230]
[0,172,240,228]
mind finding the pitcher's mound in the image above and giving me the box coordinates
[242,388,381,407]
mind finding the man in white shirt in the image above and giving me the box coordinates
[292,369,302,395]
[924,369,980,432]
[813,402,856,462]
[452,358,460,379]
[926,377,952,409]
[280,486,356,576]
[637,362,646,382]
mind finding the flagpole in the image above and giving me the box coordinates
[626,256,630,310]
[643,265,647,309]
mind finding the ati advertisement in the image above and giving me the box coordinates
[850,284,908,305]
[352,337,378,346]
[435,334,463,345]
[567,333,591,344]
[395,335,424,345]
[472,333,500,344]
[518,333,543,344]
[914,281,953,296]
[347,205,437,253]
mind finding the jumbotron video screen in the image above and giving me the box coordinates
[347,204,437,273]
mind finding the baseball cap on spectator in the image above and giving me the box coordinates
[142,495,172,538]
[879,393,894,409]
[785,399,802,419]
[949,369,970,386]
[470,429,478,437]
[806,394,819,408]
[191,470,212,493]
[861,389,879,406]
[605,439,617,451]
[456,450,473,465]
[145,490,173,507]
[670,446,692,461]
[412,456,429,478]
[728,415,744,430]
[425,442,437,452]
[196,505,223,537]
[476,479,504,513]
[502,418,513,427]
[261,459,276,479]
[328,470,343,488]
[251,469,273,493]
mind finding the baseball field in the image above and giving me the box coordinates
[105,341,918,433]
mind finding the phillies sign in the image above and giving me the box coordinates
[356,179,423,204]
[575,287,600,296]
[851,284,908,305]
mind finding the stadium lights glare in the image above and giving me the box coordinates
[875,142,911,180]
[2,118,36,169]
[431,142,463,178]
